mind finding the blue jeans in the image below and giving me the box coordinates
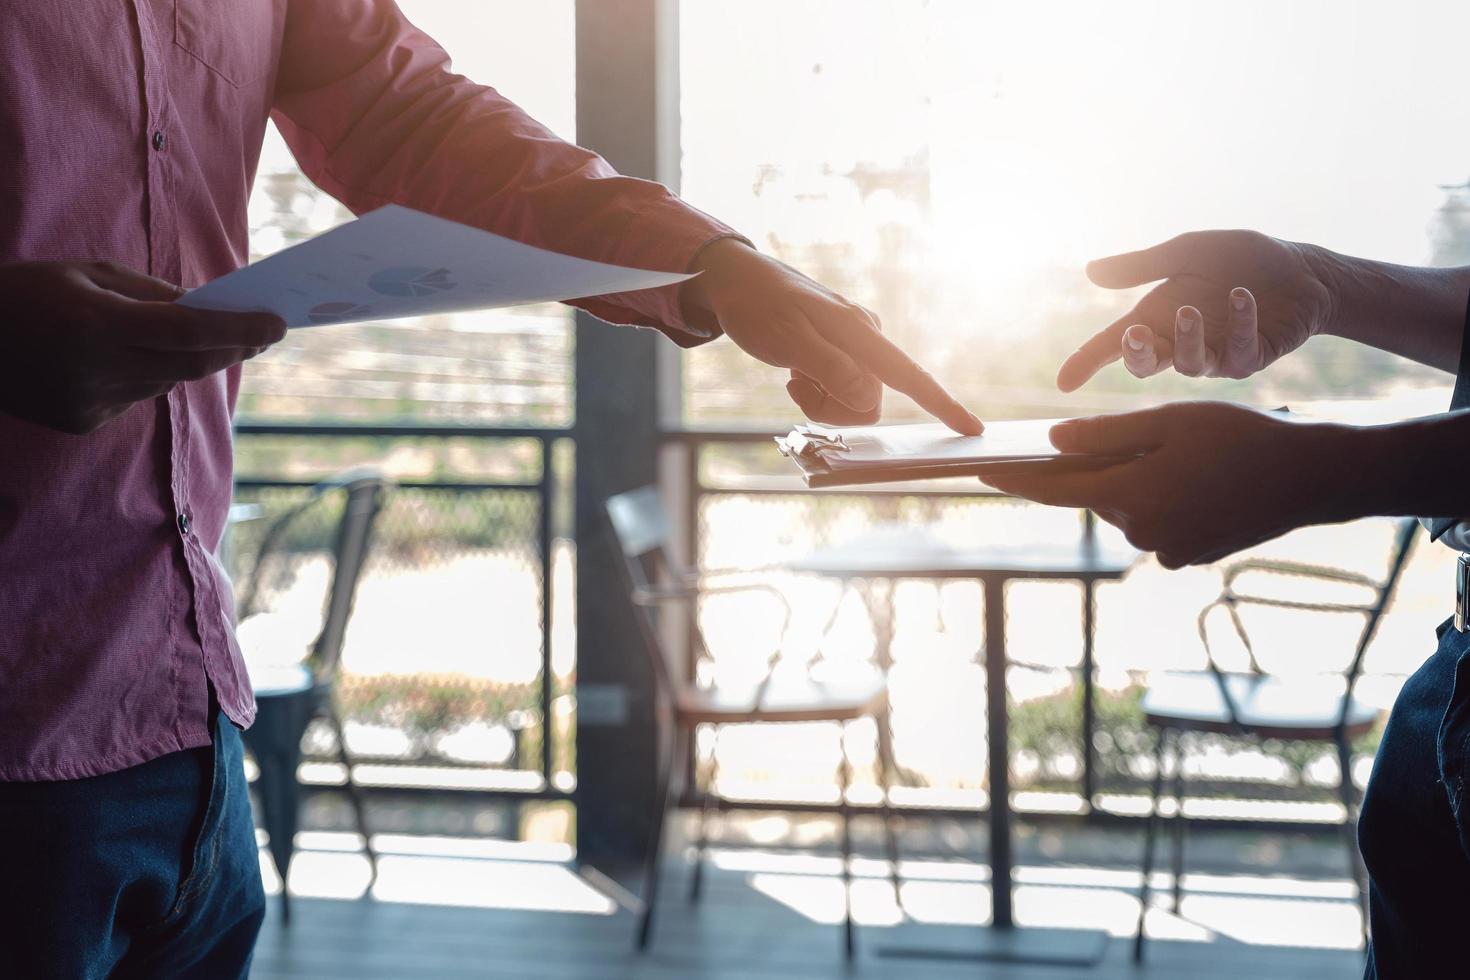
[1360,619,1470,978]
[0,709,265,979]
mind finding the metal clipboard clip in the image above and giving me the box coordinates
[775,424,851,461]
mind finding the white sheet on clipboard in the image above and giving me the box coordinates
[819,419,1072,472]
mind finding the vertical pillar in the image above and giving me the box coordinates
[573,0,681,867]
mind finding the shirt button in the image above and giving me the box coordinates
[151,130,166,151]
[177,513,192,536]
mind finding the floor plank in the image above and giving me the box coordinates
[250,841,1364,979]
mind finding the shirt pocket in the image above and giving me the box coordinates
[174,0,278,88]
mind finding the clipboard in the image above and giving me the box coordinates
[775,419,1137,489]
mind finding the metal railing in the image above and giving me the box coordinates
[230,420,1373,836]
[233,422,571,802]
[663,429,1365,836]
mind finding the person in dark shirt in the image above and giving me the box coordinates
[987,228,1470,978]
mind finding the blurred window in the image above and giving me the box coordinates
[678,0,1468,426]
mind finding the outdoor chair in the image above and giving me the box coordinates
[235,468,389,924]
[1133,517,1418,961]
[605,486,901,961]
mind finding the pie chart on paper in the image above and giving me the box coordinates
[308,301,375,324]
[368,266,458,298]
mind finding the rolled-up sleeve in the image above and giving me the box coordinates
[270,0,744,343]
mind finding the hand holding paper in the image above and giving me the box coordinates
[775,403,1348,568]
[0,260,284,435]
[982,402,1355,568]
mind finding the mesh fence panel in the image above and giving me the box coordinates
[229,483,555,781]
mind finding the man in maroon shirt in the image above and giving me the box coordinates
[0,2,978,976]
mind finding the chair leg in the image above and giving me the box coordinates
[327,704,377,891]
[242,703,306,928]
[267,750,294,926]
[1170,731,1188,915]
[838,722,856,962]
[1336,733,1370,941]
[877,713,903,916]
[1135,726,1171,963]
[637,725,683,952]
[689,724,721,904]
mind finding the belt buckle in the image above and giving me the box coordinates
[1458,554,1470,633]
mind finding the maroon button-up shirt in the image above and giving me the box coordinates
[0,0,736,781]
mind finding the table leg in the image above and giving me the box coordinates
[875,572,1107,966]
[983,576,1014,929]
[852,578,902,804]
[1081,580,1098,811]
[862,578,895,673]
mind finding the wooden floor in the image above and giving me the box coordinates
[249,837,1366,979]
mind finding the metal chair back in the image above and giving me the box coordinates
[605,486,680,705]
[237,468,389,686]
[1341,517,1420,688]
[1202,516,1419,732]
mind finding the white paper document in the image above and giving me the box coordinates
[179,205,694,328]
[820,419,1071,472]
[776,418,1140,487]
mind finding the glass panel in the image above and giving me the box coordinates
[676,3,1452,813]
[240,0,576,426]
[679,0,1463,425]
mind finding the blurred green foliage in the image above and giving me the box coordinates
[335,673,574,775]
[1011,684,1386,801]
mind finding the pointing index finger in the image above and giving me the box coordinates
[840,319,983,435]
[1057,309,1139,391]
[1085,234,1195,289]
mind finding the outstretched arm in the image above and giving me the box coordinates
[271,0,980,434]
[272,0,732,337]
[1313,249,1470,372]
